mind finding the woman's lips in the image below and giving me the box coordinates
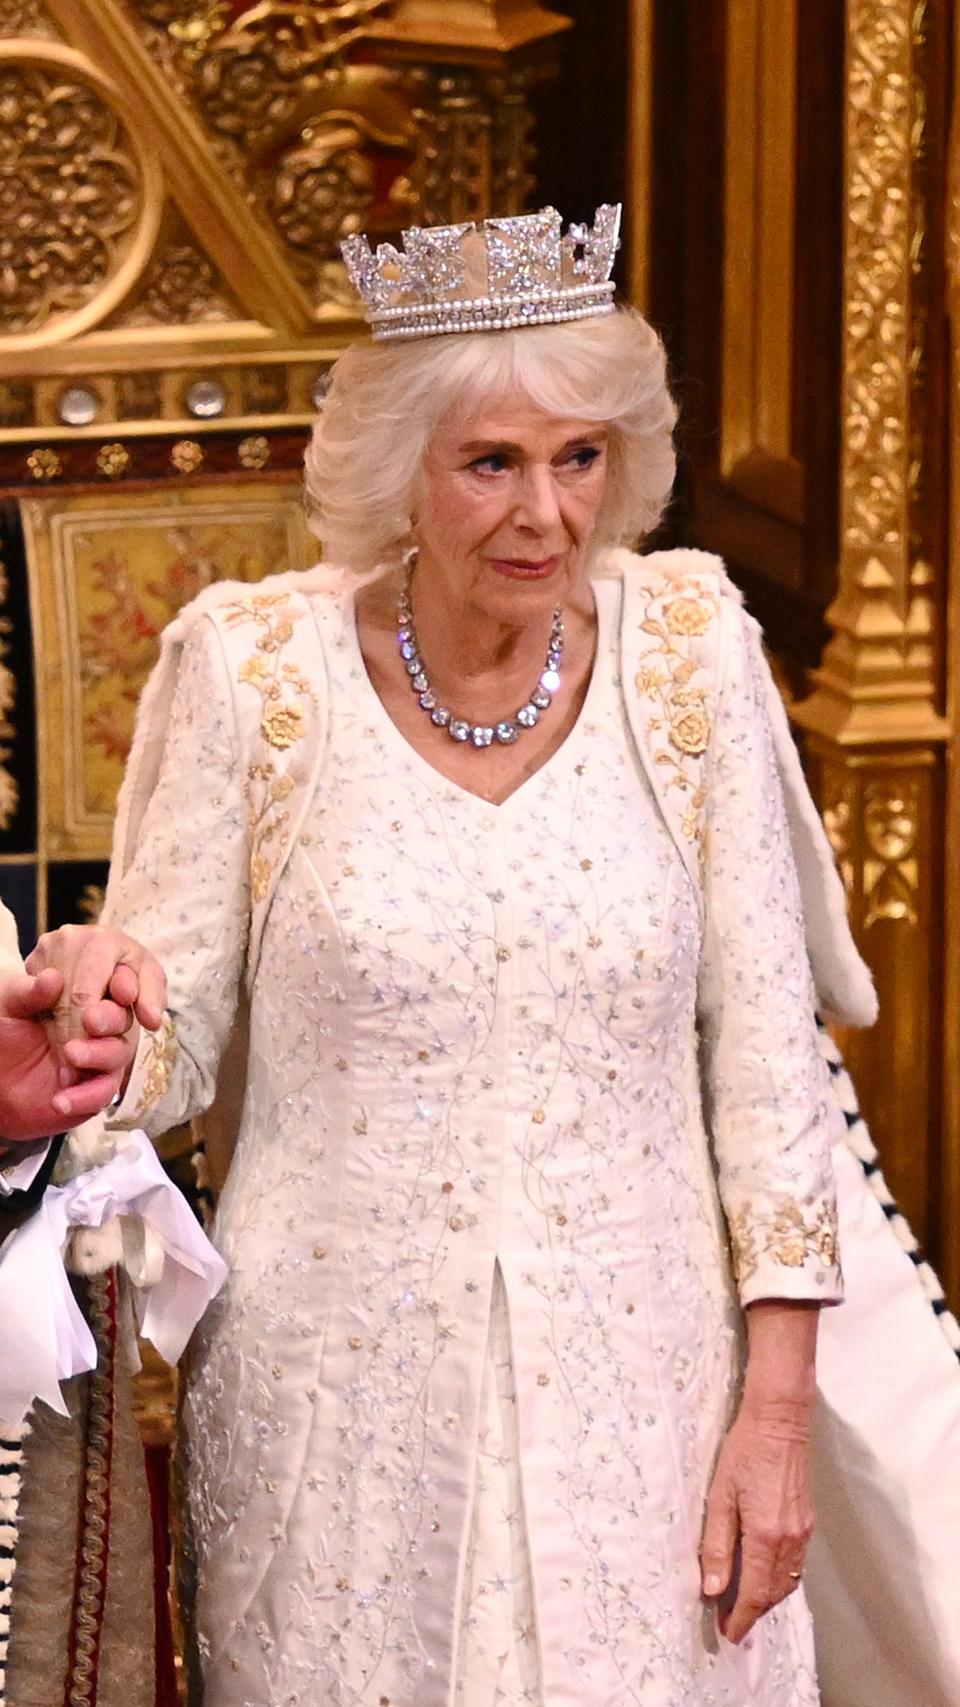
[489,555,562,580]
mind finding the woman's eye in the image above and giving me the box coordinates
[565,445,601,470]
[470,453,510,474]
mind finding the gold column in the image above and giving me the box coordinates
[792,2,950,1242]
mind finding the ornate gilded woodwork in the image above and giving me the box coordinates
[793,0,951,1254]
[0,1,59,37]
[0,0,567,449]
[0,41,164,349]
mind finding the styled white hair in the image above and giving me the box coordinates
[304,305,677,575]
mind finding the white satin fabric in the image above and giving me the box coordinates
[0,1128,227,1427]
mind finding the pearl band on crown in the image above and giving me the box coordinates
[341,204,621,342]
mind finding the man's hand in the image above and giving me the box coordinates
[0,965,137,1140]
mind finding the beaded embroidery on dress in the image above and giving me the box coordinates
[106,567,838,1706]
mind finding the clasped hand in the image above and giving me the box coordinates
[0,925,165,1142]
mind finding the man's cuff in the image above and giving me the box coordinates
[0,1136,64,1214]
[0,1140,53,1196]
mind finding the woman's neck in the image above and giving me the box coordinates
[403,561,592,714]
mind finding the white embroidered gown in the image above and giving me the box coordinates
[110,570,840,1706]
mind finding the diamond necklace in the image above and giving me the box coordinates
[396,573,565,749]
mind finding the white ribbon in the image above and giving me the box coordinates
[0,1130,227,1426]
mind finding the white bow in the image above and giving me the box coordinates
[0,1130,227,1427]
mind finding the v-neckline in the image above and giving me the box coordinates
[342,579,611,814]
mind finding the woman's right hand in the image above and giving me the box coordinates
[25,925,166,1110]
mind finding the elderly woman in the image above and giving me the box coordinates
[29,207,850,1707]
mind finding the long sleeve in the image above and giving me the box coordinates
[107,616,250,1136]
[697,599,842,1307]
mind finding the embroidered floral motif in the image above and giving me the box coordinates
[260,703,305,750]
[665,596,711,637]
[670,707,710,756]
[223,593,315,908]
[632,577,718,842]
[135,1013,177,1115]
[728,1197,840,1286]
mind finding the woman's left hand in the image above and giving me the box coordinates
[699,1396,814,1644]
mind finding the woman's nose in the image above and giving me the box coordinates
[514,465,562,531]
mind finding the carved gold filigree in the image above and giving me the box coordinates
[167,0,391,144]
[843,3,912,561]
[171,437,204,473]
[405,68,492,226]
[111,224,236,327]
[488,67,536,213]
[26,446,60,479]
[0,59,143,337]
[238,434,270,469]
[272,120,373,254]
[863,778,919,928]
[96,442,130,478]
[0,0,60,36]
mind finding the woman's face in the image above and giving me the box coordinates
[414,389,609,621]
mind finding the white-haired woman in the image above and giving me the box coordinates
[30,208,850,1707]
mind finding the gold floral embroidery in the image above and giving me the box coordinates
[632,577,718,843]
[249,851,272,904]
[223,592,316,907]
[664,596,711,637]
[135,1013,177,1115]
[670,708,710,756]
[728,1198,840,1286]
[261,702,305,750]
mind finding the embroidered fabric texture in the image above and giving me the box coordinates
[108,573,836,1705]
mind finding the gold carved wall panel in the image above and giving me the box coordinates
[0,0,569,447]
[793,0,953,1267]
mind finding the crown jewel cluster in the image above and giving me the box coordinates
[341,205,621,341]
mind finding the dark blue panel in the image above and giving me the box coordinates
[0,864,36,956]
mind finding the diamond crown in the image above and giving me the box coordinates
[341,204,621,341]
